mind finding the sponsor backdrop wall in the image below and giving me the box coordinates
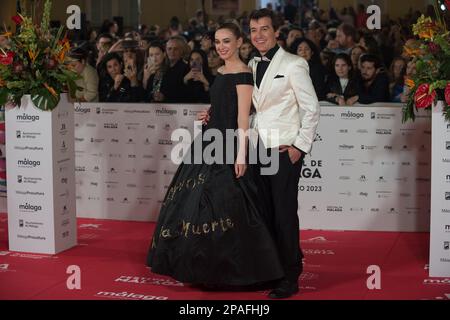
[430,102,450,277]
[299,104,431,232]
[74,102,432,232]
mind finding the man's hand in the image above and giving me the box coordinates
[279,145,302,164]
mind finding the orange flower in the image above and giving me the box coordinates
[56,37,71,64]
[57,50,65,63]
[413,15,440,41]
[28,49,39,63]
[405,78,415,89]
[59,35,71,53]
[403,45,422,58]
[0,32,12,38]
[418,29,435,40]
[44,83,58,97]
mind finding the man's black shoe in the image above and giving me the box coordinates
[268,280,299,299]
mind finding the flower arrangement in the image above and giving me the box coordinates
[0,0,78,111]
[402,0,450,122]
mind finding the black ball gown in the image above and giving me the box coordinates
[147,72,284,286]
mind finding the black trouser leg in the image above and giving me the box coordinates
[259,148,304,282]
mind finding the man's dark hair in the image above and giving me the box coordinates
[96,33,114,43]
[249,8,281,31]
[360,54,381,69]
[337,23,356,41]
[68,47,88,62]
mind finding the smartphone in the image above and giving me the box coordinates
[191,61,202,72]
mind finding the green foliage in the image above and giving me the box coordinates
[402,11,450,123]
[0,0,79,111]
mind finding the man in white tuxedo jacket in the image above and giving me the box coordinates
[248,9,320,299]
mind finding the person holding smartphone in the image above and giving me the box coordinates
[183,49,215,103]
[143,41,169,102]
[90,33,114,68]
[98,52,144,102]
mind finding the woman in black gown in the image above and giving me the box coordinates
[147,23,284,287]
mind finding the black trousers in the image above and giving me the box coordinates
[255,143,304,282]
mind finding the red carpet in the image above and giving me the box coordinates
[0,213,448,300]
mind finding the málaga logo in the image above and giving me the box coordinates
[16,113,39,122]
[341,111,364,119]
[17,159,41,167]
[19,203,42,212]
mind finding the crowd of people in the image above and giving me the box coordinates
[18,2,443,105]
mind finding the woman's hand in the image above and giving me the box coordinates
[143,63,158,87]
[125,63,138,87]
[337,96,346,106]
[326,93,337,99]
[346,95,359,106]
[197,108,210,125]
[153,91,165,102]
[183,70,195,84]
[114,74,125,90]
[234,162,247,179]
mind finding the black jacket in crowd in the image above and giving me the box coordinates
[325,75,358,104]
[308,61,328,101]
[356,72,390,104]
[184,74,215,104]
[99,76,144,103]
[163,59,190,103]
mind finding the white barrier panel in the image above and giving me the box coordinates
[74,103,206,221]
[0,106,6,212]
[75,103,431,232]
[429,102,450,277]
[6,95,77,254]
[298,104,431,232]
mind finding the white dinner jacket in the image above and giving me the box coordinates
[249,47,320,154]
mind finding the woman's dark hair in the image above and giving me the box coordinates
[170,16,180,30]
[202,30,216,41]
[361,34,380,55]
[389,56,406,85]
[217,22,242,39]
[332,53,354,78]
[99,52,123,78]
[290,37,321,65]
[149,40,165,53]
[189,49,213,79]
[148,41,168,72]
[242,37,253,46]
